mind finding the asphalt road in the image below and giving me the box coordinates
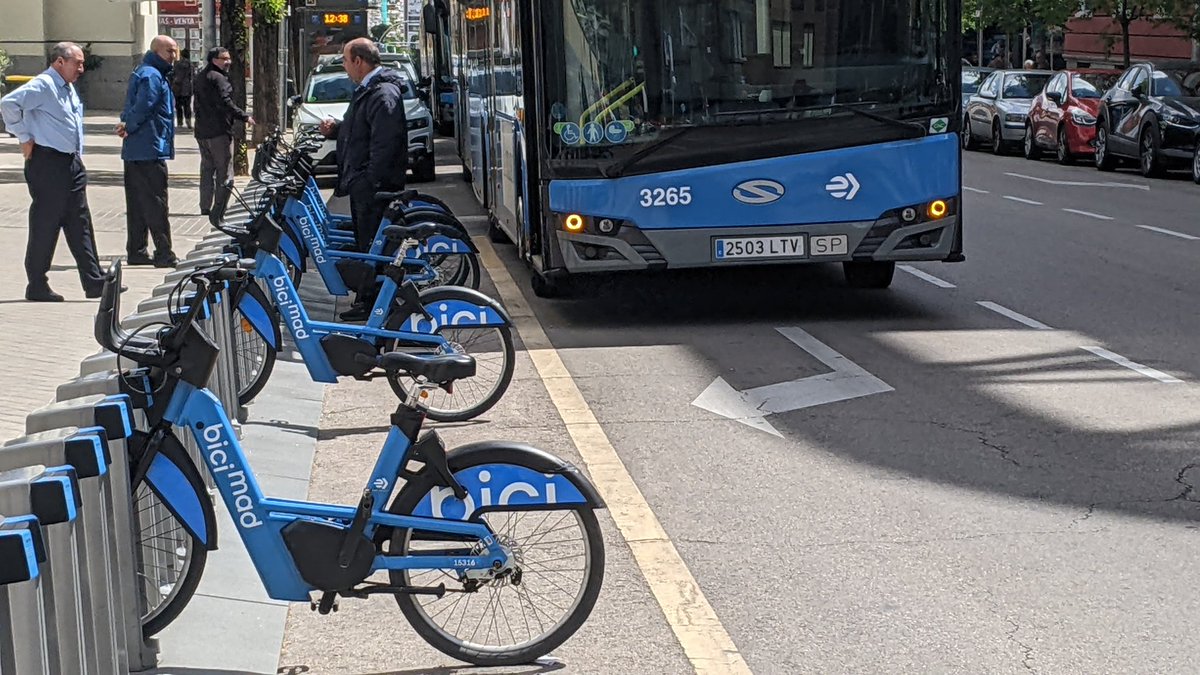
[348,141,1200,674]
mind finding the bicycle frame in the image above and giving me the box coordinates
[240,250,507,383]
[281,194,474,298]
[159,380,593,602]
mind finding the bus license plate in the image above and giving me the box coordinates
[714,236,805,261]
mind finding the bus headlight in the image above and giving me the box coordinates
[563,214,586,232]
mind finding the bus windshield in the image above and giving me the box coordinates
[539,0,955,175]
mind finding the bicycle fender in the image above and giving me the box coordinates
[280,229,305,272]
[394,441,606,521]
[238,287,278,350]
[132,430,219,551]
[416,286,513,328]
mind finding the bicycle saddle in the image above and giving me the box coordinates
[374,189,418,205]
[377,352,476,384]
[382,223,460,241]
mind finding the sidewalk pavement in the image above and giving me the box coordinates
[0,113,209,441]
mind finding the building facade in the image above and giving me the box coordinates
[1,0,160,110]
[1064,16,1199,68]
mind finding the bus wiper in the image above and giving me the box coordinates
[802,102,928,136]
[599,125,701,178]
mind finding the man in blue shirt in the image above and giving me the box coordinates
[117,35,179,268]
[0,42,107,302]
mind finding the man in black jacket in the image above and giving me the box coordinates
[319,38,408,317]
[193,46,253,217]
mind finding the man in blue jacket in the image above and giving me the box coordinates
[117,35,179,268]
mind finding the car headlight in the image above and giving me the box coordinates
[1162,112,1199,127]
[1005,113,1025,123]
[1070,108,1097,126]
[407,117,430,130]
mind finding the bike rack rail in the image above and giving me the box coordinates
[1,221,250,672]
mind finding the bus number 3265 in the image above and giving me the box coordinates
[640,187,692,207]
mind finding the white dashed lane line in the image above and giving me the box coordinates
[1002,195,1043,206]
[977,301,1055,330]
[1061,208,1114,221]
[1136,225,1200,241]
[897,265,956,289]
[1081,346,1184,384]
[963,186,989,194]
[1002,172,1151,191]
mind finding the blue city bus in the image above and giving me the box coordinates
[435,0,963,296]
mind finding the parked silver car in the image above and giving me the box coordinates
[962,69,1053,154]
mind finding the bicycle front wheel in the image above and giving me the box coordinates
[385,453,605,666]
[127,431,211,637]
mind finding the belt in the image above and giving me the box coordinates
[33,144,80,158]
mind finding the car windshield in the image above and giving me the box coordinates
[1152,69,1200,97]
[1071,72,1118,98]
[305,70,417,103]
[1002,73,1050,98]
[962,70,989,95]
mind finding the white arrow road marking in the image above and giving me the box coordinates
[692,327,894,436]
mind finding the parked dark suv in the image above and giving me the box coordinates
[1094,61,1200,182]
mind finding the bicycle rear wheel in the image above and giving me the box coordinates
[384,287,515,422]
[385,452,605,666]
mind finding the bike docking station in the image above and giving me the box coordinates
[0,226,252,673]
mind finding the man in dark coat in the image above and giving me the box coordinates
[118,35,179,268]
[319,37,408,318]
[192,46,253,217]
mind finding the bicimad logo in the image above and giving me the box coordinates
[732,179,785,205]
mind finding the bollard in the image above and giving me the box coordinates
[0,430,122,674]
[0,466,50,675]
[26,394,157,672]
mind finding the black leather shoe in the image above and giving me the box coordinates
[152,254,179,269]
[127,252,155,266]
[339,304,370,322]
[26,286,64,302]
[85,285,127,299]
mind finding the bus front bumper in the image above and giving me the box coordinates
[552,216,960,273]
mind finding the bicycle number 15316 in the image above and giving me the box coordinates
[640,186,692,207]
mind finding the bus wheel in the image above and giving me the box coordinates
[532,271,572,298]
[488,217,510,244]
[414,154,437,183]
[843,261,895,289]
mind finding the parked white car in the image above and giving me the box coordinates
[290,56,436,182]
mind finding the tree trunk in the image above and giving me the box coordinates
[220,0,250,175]
[1121,17,1132,68]
[252,13,279,145]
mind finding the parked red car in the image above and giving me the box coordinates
[1024,69,1122,164]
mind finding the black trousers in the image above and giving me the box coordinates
[175,95,192,125]
[124,159,174,258]
[349,180,386,253]
[24,145,104,292]
[348,180,389,300]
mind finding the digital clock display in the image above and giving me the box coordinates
[322,12,351,26]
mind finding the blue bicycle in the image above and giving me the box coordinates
[244,130,480,294]
[98,259,607,666]
[219,184,516,422]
